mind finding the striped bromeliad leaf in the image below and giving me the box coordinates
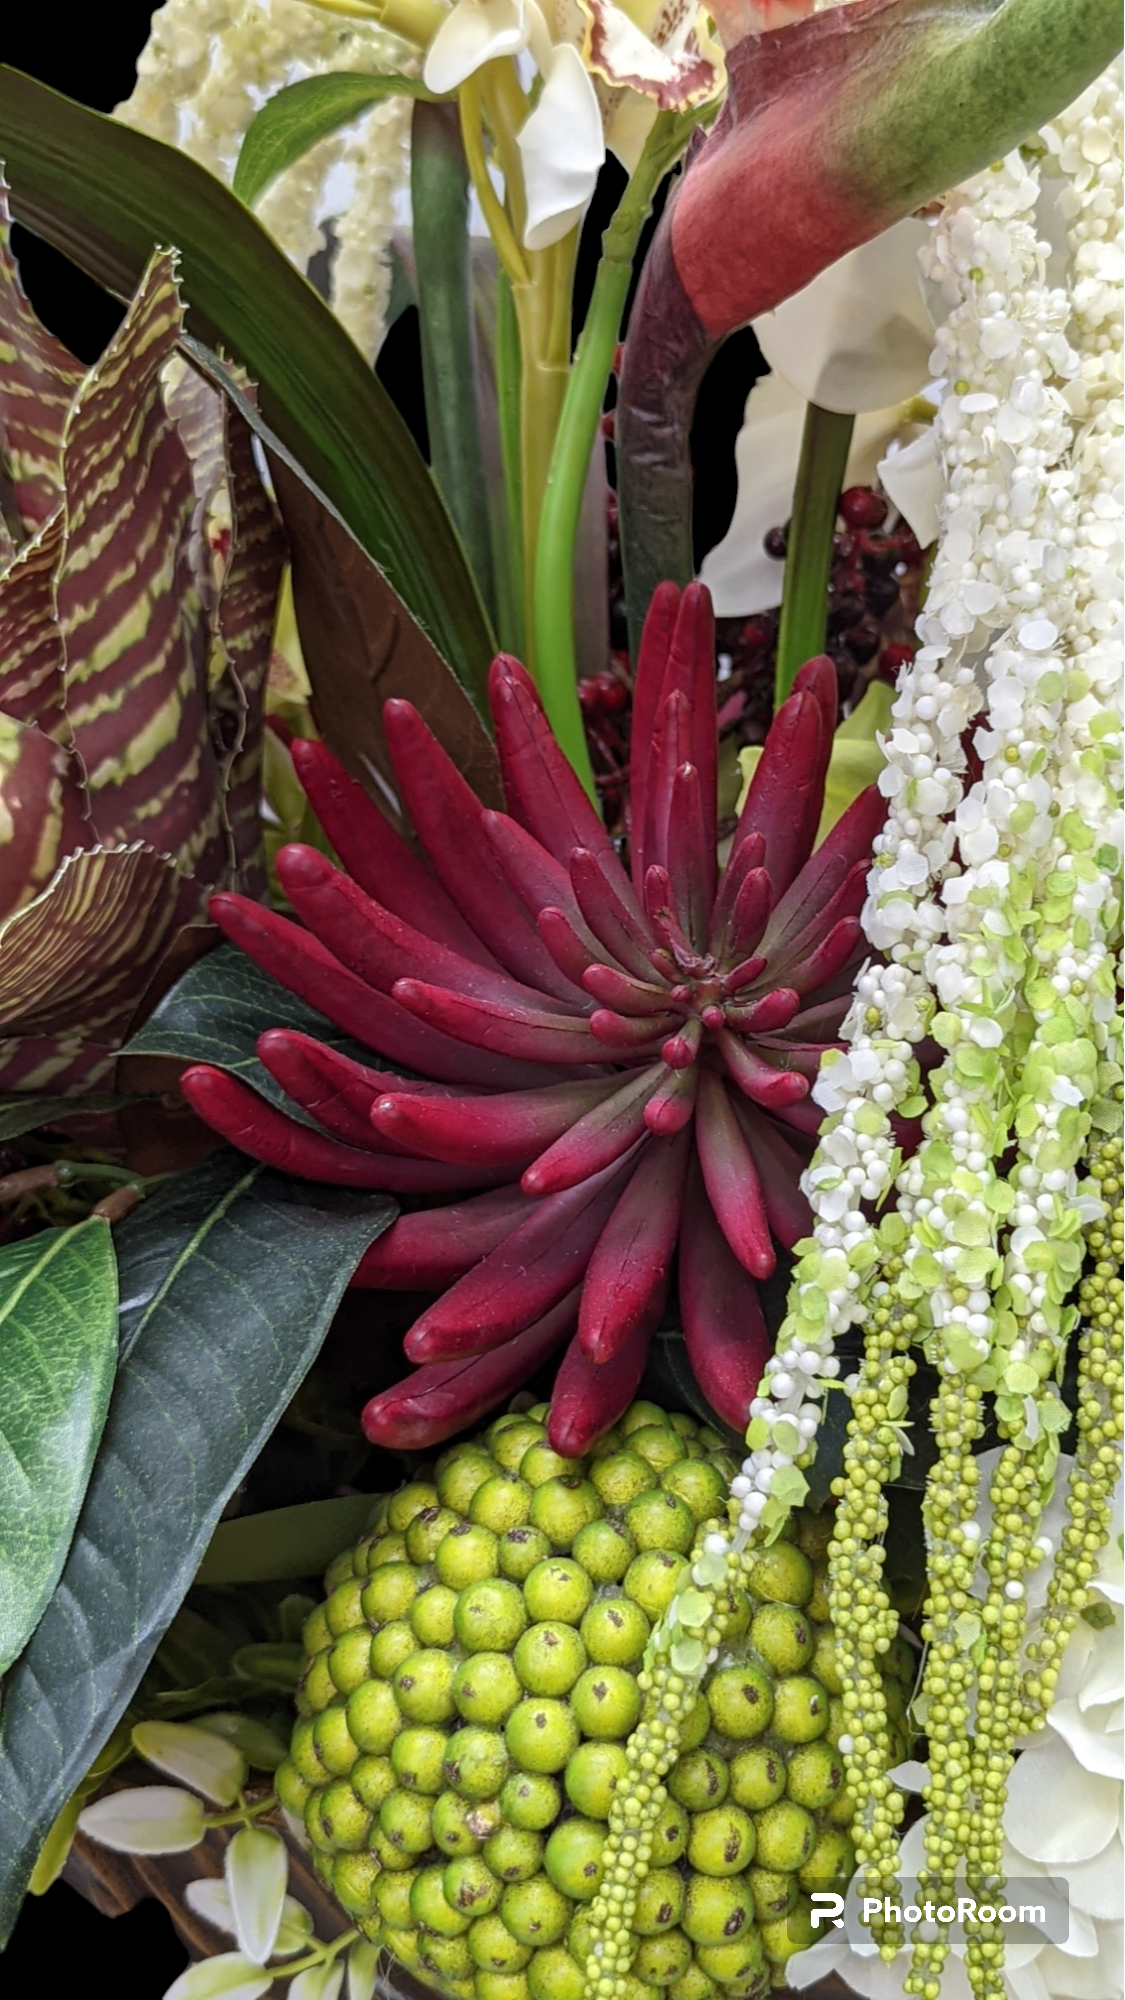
[0,181,286,1095]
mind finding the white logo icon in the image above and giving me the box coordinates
[810,1892,846,1931]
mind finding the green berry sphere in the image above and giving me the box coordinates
[280,1402,907,2000]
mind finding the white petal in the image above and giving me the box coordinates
[1005,1739,1122,1863]
[518,41,605,249]
[1078,1625,1125,1711]
[787,1937,870,1991]
[1037,1929,1124,1999]
[1064,1837,1125,1921]
[602,86,657,172]
[184,1878,238,1940]
[1047,1698,1125,1780]
[879,427,941,548]
[132,1722,247,1807]
[888,1760,930,1793]
[290,1965,346,2000]
[346,1939,380,2000]
[424,0,528,93]
[1003,1956,1052,2000]
[753,220,932,413]
[275,1898,316,1957]
[226,1825,288,1966]
[164,1955,274,2000]
[78,1786,206,1856]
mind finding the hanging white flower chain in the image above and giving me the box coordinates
[116,0,413,359]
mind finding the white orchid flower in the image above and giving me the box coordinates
[423,0,722,250]
[699,218,943,615]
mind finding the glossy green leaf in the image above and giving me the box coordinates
[0,1151,394,1940]
[0,1221,118,1673]
[0,67,494,708]
[196,1494,377,1586]
[233,72,436,209]
[0,1093,138,1141]
[121,942,381,1127]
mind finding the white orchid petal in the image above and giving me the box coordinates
[78,1786,206,1856]
[346,1939,380,2000]
[518,42,604,250]
[888,1759,930,1793]
[1003,1957,1053,2000]
[1047,1698,1125,1780]
[1006,1739,1121,1863]
[423,0,529,93]
[163,1955,274,2000]
[602,87,658,172]
[1037,1931,1124,2000]
[879,427,942,548]
[1054,1621,1097,1702]
[289,1964,346,2000]
[184,1878,237,1940]
[787,1937,870,1991]
[581,0,721,108]
[752,219,933,413]
[226,1825,288,1966]
[1063,1837,1125,1922]
[132,1722,247,1807]
[1077,1625,1125,1711]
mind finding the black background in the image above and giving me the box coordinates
[0,9,757,1988]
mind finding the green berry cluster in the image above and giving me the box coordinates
[276,1400,904,2000]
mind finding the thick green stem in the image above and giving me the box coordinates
[411,99,497,623]
[774,401,854,707]
[532,111,699,795]
[494,268,525,657]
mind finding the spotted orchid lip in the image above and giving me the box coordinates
[183,581,886,1454]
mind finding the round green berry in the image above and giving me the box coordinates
[747,1869,797,1921]
[394,1648,458,1724]
[444,1726,510,1799]
[753,1799,817,1871]
[523,1560,594,1626]
[301,1652,337,1717]
[302,1602,332,1655]
[438,1524,502,1591]
[728,1745,786,1811]
[431,1789,500,1855]
[659,1460,727,1524]
[351,1754,396,1812]
[623,1491,696,1556]
[620,1401,671,1435]
[391,1725,448,1794]
[761,1897,814,1963]
[706,1664,774,1740]
[360,1562,420,1626]
[375,1867,420,1928]
[289,1717,330,1786]
[678,1692,711,1752]
[529,1477,602,1550]
[694,1931,765,1989]
[379,1787,434,1855]
[633,1931,693,1987]
[650,1797,690,1863]
[588,1451,656,1508]
[571,1519,636,1584]
[327,1627,374,1697]
[626,1425,687,1476]
[686,1803,756,1876]
[455,1578,528,1653]
[311,1704,360,1776]
[666,1961,714,2000]
[472,1474,534,1534]
[785,1740,845,1811]
[436,1449,496,1514]
[667,1747,728,1811]
[527,1945,585,2000]
[681,1874,754,1947]
[275,1759,312,1817]
[412,1862,473,1937]
[324,1577,365,1636]
[570,1666,641,1740]
[332,1849,380,1917]
[563,1740,628,1819]
[406,1505,461,1563]
[500,1875,572,1948]
[419,1933,475,1983]
[623,1551,688,1620]
[370,1620,418,1679]
[484,1826,546,1883]
[499,1527,553,1582]
[444,1855,503,1916]
[477,1970,532,2000]
[544,1817,604,1902]
[387,1481,440,1533]
[365,1531,408,1569]
[488,1418,546,1472]
[515,1622,588,1696]
[499,1771,562,1831]
[634,1868,685,1934]
[745,1543,813,1606]
[454,1652,524,1727]
[412,1584,460,1649]
[771,1675,829,1743]
[579,1595,650,1668]
[506,1697,581,1773]
[468,1912,533,1973]
[372,1830,416,1873]
[520,1444,580,1489]
[317,1777,372,1850]
[798,1826,855,1891]
[749,1603,815,1675]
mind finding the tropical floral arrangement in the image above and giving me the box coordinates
[0,6,1120,2000]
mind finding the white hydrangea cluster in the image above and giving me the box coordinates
[116,0,413,358]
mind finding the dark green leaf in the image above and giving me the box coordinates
[0,1221,117,1672]
[646,1330,745,1451]
[0,1150,393,1939]
[0,1093,138,1142]
[231,1642,303,1692]
[234,72,436,209]
[196,1493,377,1585]
[120,942,378,1126]
[0,67,494,706]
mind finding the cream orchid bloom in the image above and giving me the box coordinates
[423,0,723,249]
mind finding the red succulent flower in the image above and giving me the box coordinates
[181,583,885,1455]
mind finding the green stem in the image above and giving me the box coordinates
[203,1792,279,1829]
[773,401,854,706]
[532,111,698,797]
[494,268,525,656]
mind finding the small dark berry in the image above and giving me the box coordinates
[842,617,882,664]
[863,572,901,616]
[839,486,888,529]
[879,643,916,680]
[763,526,787,559]
[578,679,602,716]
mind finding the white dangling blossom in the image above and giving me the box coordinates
[115,0,414,358]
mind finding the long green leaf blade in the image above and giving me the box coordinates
[0,1152,393,1939]
[0,1220,118,1673]
[233,72,435,209]
[196,1494,378,1585]
[0,67,494,705]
